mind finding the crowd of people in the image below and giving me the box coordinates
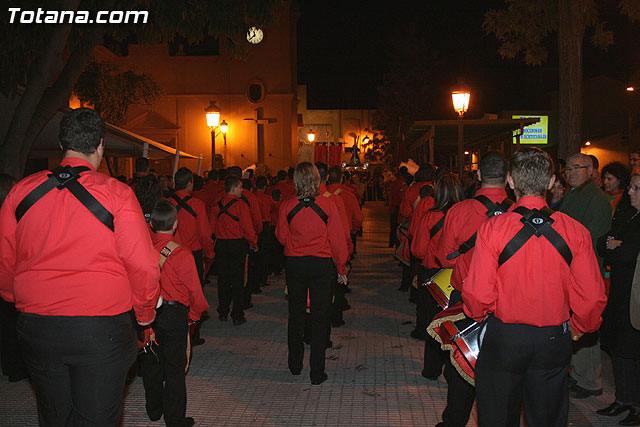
[0,106,638,427]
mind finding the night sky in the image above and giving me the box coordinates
[297,0,640,118]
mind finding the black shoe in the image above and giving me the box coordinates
[289,367,302,375]
[343,304,351,311]
[261,282,272,287]
[397,287,409,292]
[218,314,228,322]
[233,317,247,326]
[597,401,632,416]
[421,370,440,380]
[146,404,163,421]
[8,372,29,382]
[570,383,603,398]
[193,338,205,346]
[620,407,640,426]
[410,330,426,341]
[184,417,195,427]
[251,288,262,294]
[311,372,328,385]
[568,375,577,388]
[326,340,333,348]
[245,302,254,309]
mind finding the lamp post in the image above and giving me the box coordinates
[205,101,221,169]
[452,90,470,176]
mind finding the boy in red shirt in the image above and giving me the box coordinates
[140,200,209,427]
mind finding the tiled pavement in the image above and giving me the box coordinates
[0,202,621,426]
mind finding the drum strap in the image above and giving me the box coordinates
[172,194,197,218]
[446,196,513,260]
[159,241,181,269]
[498,206,572,267]
[15,165,114,231]
[217,199,240,222]
[429,209,448,239]
[287,196,328,225]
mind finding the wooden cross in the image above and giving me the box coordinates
[243,107,277,163]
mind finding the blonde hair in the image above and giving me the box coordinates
[294,162,320,197]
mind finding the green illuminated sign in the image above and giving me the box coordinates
[512,115,548,145]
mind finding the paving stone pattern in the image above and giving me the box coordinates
[0,202,620,426]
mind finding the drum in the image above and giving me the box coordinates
[422,268,454,309]
[427,302,487,386]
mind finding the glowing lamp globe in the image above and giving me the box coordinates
[205,101,221,128]
[452,91,470,116]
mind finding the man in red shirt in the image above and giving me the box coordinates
[210,176,258,325]
[254,176,276,288]
[388,167,408,247]
[327,166,364,254]
[141,200,209,427]
[463,147,606,426]
[266,170,296,201]
[0,108,160,426]
[434,152,512,427]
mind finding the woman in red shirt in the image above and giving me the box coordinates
[276,163,348,385]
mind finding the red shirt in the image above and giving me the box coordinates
[151,233,209,321]
[0,157,160,323]
[411,209,445,268]
[463,196,607,334]
[201,181,225,214]
[408,196,435,239]
[326,184,364,230]
[276,194,349,275]
[399,181,432,221]
[320,184,353,254]
[266,181,296,201]
[210,194,258,246]
[169,190,214,258]
[388,177,407,211]
[436,187,509,291]
[254,189,275,224]
[241,189,263,234]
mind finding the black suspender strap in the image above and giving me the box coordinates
[446,196,513,260]
[240,194,250,206]
[15,165,114,231]
[217,199,240,222]
[171,195,197,218]
[498,206,572,267]
[286,196,328,225]
[429,210,448,239]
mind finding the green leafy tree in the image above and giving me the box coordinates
[484,0,640,160]
[74,61,163,125]
[0,0,282,178]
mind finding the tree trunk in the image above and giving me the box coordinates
[557,0,585,161]
[0,25,104,178]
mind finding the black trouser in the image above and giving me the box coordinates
[612,354,640,404]
[216,238,248,320]
[17,311,137,427]
[418,267,447,378]
[286,256,334,380]
[330,277,348,326]
[257,222,272,285]
[475,316,572,427]
[192,249,204,286]
[139,304,189,427]
[389,206,399,247]
[351,230,358,254]
[0,298,27,379]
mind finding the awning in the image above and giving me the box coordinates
[29,108,199,160]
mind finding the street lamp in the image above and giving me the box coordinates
[452,90,470,176]
[205,101,222,169]
[307,129,316,143]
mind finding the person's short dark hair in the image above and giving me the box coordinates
[398,166,408,176]
[415,163,435,183]
[419,183,434,198]
[479,151,508,184]
[174,167,193,191]
[225,176,241,193]
[404,173,414,186]
[135,157,150,174]
[601,161,630,190]
[246,169,254,179]
[134,175,162,217]
[193,175,204,191]
[343,171,351,182]
[218,168,227,180]
[0,173,17,207]
[277,170,287,181]
[59,108,105,155]
[315,162,328,182]
[287,167,294,179]
[227,166,242,178]
[272,189,282,202]
[208,170,218,180]
[328,166,342,184]
[116,175,126,183]
[242,179,252,190]
[588,154,600,171]
[256,175,267,190]
[510,147,554,198]
[150,200,177,232]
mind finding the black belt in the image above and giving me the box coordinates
[162,300,186,308]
